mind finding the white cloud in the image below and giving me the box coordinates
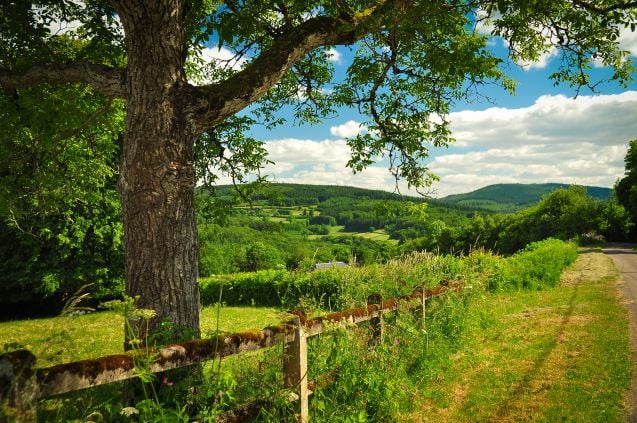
[200,46,247,70]
[425,91,637,196]
[428,143,626,196]
[449,91,637,148]
[188,46,248,85]
[265,138,350,167]
[619,26,637,56]
[474,9,497,36]
[259,138,405,193]
[329,120,367,138]
[326,47,342,64]
[517,47,559,70]
[239,92,637,199]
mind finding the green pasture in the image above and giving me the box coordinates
[0,306,286,368]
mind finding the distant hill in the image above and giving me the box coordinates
[213,183,420,203]
[212,182,478,211]
[439,183,613,212]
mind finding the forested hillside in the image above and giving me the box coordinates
[440,183,612,212]
[1,181,630,316]
[197,183,473,275]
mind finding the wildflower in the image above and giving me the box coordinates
[393,338,399,347]
[162,377,174,386]
[133,308,157,320]
[120,407,139,417]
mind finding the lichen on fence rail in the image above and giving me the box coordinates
[1,323,297,401]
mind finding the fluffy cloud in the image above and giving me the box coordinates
[449,91,637,148]
[200,46,247,70]
[517,47,559,70]
[260,138,403,192]
[426,92,637,196]
[620,26,637,56]
[329,120,367,138]
[255,92,637,198]
[326,47,343,64]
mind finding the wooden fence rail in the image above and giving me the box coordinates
[0,281,462,422]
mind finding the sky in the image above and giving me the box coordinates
[205,23,637,198]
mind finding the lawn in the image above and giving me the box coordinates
[404,249,632,422]
[0,305,288,368]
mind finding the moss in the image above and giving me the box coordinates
[37,354,134,385]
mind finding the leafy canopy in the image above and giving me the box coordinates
[2,0,635,196]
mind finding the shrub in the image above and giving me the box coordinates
[500,238,577,291]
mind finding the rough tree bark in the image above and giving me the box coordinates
[116,1,200,341]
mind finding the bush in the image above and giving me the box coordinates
[490,238,577,291]
[199,239,578,311]
[200,270,289,306]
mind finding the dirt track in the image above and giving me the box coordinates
[604,243,637,422]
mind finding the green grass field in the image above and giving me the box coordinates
[308,227,399,244]
[2,249,631,422]
[0,306,287,368]
[404,249,631,422]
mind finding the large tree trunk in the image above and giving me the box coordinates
[117,1,200,344]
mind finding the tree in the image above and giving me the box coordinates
[532,186,598,240]
[1,0,635,341]
[0,79,125,313]
[241,241,285,271]
[616,139,637,239]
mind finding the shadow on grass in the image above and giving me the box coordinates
[489,282,580,420]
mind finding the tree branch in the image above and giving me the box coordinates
[187,0,408,129]
[571,0,637,13]
[0,62,127,98]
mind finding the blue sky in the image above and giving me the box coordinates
[217,29,637,197]
[212,24,637,197]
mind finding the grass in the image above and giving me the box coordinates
[308,225,345,239]
[309,227,399,245]
[0,305,287,368]
[404,249,632,422]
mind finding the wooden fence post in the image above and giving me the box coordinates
[367,294,383,345]
[284,317,308,423]
[0,349,38,423]
[420,287,426,324]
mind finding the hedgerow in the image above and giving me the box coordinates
[199,238,578,308]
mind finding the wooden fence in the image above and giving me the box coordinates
[0,281,462,422]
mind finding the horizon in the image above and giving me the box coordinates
[215,180,614,200]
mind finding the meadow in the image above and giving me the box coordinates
[4,239,629,422]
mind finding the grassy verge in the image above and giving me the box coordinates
[405,249,631,422]
[0,306,286,368]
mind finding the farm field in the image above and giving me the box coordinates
[0,306,287,368]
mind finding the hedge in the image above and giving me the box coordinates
[199,238,578,308]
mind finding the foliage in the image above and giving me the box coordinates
[499,239,578,291]
[597,196,633,241]
[2,0,636,340]
[3,238,581,421]
[200,238,578,310]
[441,183,612,212]
[407,186,609,256]
[0,81,125,310]
[615,139,637,239]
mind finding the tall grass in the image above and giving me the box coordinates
[29,239,580,421]
[200,238,578,310]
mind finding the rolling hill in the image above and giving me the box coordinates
[439,183,612,212]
